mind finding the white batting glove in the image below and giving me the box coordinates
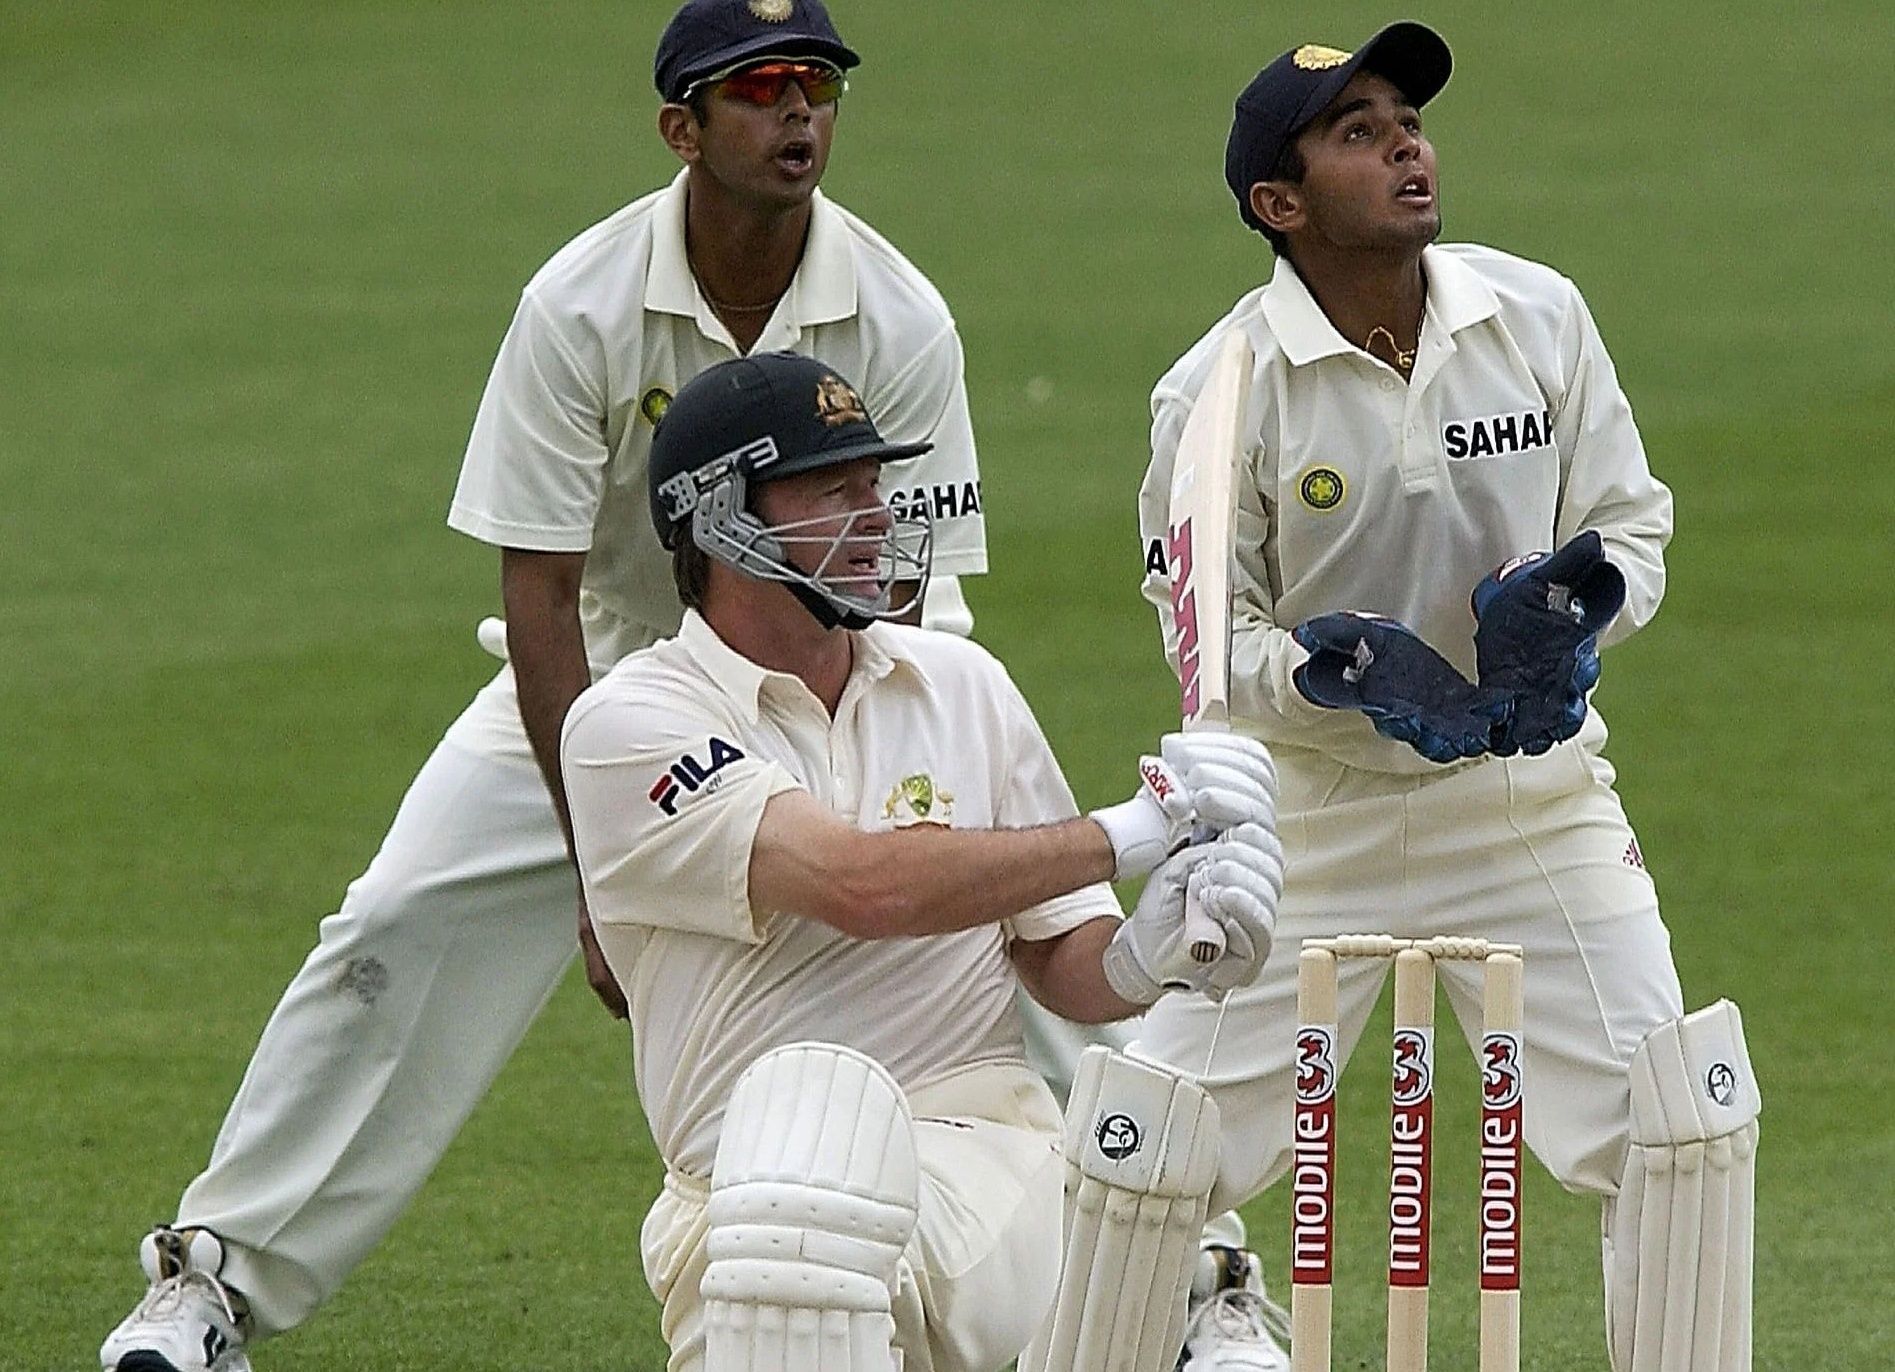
[1100,846,1209,1006]
[1189,821,1283,996]
[1090,732,1279,879]
[1100,823,1285,1006]
[1161,732,1278,833]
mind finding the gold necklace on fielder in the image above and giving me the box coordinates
[696,278,785,315]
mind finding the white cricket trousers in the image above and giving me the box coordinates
[640,1061,1066,1372]
[175,665,579,1336]
[1134,737,1686,1219]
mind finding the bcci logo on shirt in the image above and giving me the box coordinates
[1299,466,1346,511]
[882,772,954,826]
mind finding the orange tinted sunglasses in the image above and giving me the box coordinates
[702,60,846,107]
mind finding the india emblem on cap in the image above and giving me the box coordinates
[748,0,794,21]
[1292,44,1352,70]
[816,374,868,427]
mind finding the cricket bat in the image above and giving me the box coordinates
[1166,329,1254,965]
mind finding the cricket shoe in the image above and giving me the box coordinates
[1178,1245,1291,1372]
[101,1226,253,1371]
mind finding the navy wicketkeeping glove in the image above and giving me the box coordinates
[1471,530,1627,756]
[1292,612,1513,765]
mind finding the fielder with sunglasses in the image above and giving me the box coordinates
[101,4,993,1369]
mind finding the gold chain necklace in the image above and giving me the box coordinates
[696,277,785,315]
[1364,324,1416,372]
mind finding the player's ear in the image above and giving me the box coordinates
[658,102,702,163]
[1250,180,1304,236]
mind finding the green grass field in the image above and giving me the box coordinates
[5,2,1891,1368]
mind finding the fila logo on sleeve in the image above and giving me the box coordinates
[649,737,746,816]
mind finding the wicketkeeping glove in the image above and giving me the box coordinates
[1100,822,1283,1005]
[1472,531,1627,756]
[1090,732,1279,879]
[1292,612,1512,765]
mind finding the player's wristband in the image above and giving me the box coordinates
[1088,799,1168,881]
[1088,756,1186,880]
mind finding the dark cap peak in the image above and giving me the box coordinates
[654,0,860,103]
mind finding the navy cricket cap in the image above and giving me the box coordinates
[1224,21,1452,232]
[654,0,860,103]
[649,352,930,546]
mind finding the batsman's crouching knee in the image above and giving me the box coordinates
[702,1043,919,1370]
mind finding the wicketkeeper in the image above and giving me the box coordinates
[1028,23,1760,1372]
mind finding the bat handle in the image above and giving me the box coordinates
[1183,821,1226,965]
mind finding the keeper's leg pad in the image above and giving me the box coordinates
[1605,1001,1761,1372]
[1017,1046,1221,1372]
[702,1042,920,1372]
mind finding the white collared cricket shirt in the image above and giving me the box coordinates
[559,612,1114,1176]
[1130,251,1689,1239]
[1139,244,1673,775]
[450,172,987,668]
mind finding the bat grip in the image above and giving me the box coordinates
[1183,821,1226,966]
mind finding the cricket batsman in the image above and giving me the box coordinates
[557,349,1287,1371]
[1034,22,1762,1372]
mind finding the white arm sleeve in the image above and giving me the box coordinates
[870,323,988,578]
[1550,280,1673,648]
[449,288,609,552]
[560,686,800,943]
[918,573,973,637]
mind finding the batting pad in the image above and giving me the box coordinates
[1017,1046,1221,1372]
[702,1042,920,1372]
[1607,1000,1761,1372]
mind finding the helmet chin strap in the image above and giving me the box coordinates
[748,527,880,631]
[787,578,875,631]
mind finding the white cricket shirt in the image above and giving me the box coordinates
[450,172,988,668]
[559,612,1115,1177]
[1140,244,1673,775]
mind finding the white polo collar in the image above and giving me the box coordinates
[677,610,930,725]
[1418,245,1502,336]
[646,170,858,332]
[1259,244,1501,368]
